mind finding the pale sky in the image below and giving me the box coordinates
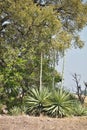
[57,26,87,92]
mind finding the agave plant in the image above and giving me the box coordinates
[73,102,87,116]
[45,89,73,118]
[25,88,50,116]
[9,106,22,116]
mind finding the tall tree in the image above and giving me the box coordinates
[0,0,87,109]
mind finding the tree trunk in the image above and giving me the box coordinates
[52,49,55,89]
[40,52,43,91]
[61,50,65,88]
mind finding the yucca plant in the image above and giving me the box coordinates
[25,88,50,116]
[45,89,73,118]
[9,106,22,116]
[73,102,87,116]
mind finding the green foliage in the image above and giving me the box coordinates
[9,106,22,116]
[54,71,62,83]
[0,0,63,92]
[25,88,50,116]
[25,88,74,117]
[44,89,73,118]
[72,102,87,116]
[0,103,3,114]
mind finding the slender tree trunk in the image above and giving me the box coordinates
[52,49,55,89]
[40,52,43,91]
[61,50,65,88]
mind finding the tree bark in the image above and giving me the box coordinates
[61,50,65,88]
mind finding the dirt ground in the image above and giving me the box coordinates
[0,115,87,130]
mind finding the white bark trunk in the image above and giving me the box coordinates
[61,50,65,88]
[52,50,55,89]
[40,52,43,91]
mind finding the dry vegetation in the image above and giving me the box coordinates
[84,97,87,107]
[84,97,87,103]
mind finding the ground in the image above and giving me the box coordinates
[0,115,87,130]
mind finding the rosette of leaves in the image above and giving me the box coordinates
[72,102,87,116]
[25,88,50,116]
[9,106,22,116]
[45,89,73,118]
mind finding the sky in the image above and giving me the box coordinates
[57,26,87,92]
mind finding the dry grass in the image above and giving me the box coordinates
[84,96,87,103]
[84,96,87,107]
